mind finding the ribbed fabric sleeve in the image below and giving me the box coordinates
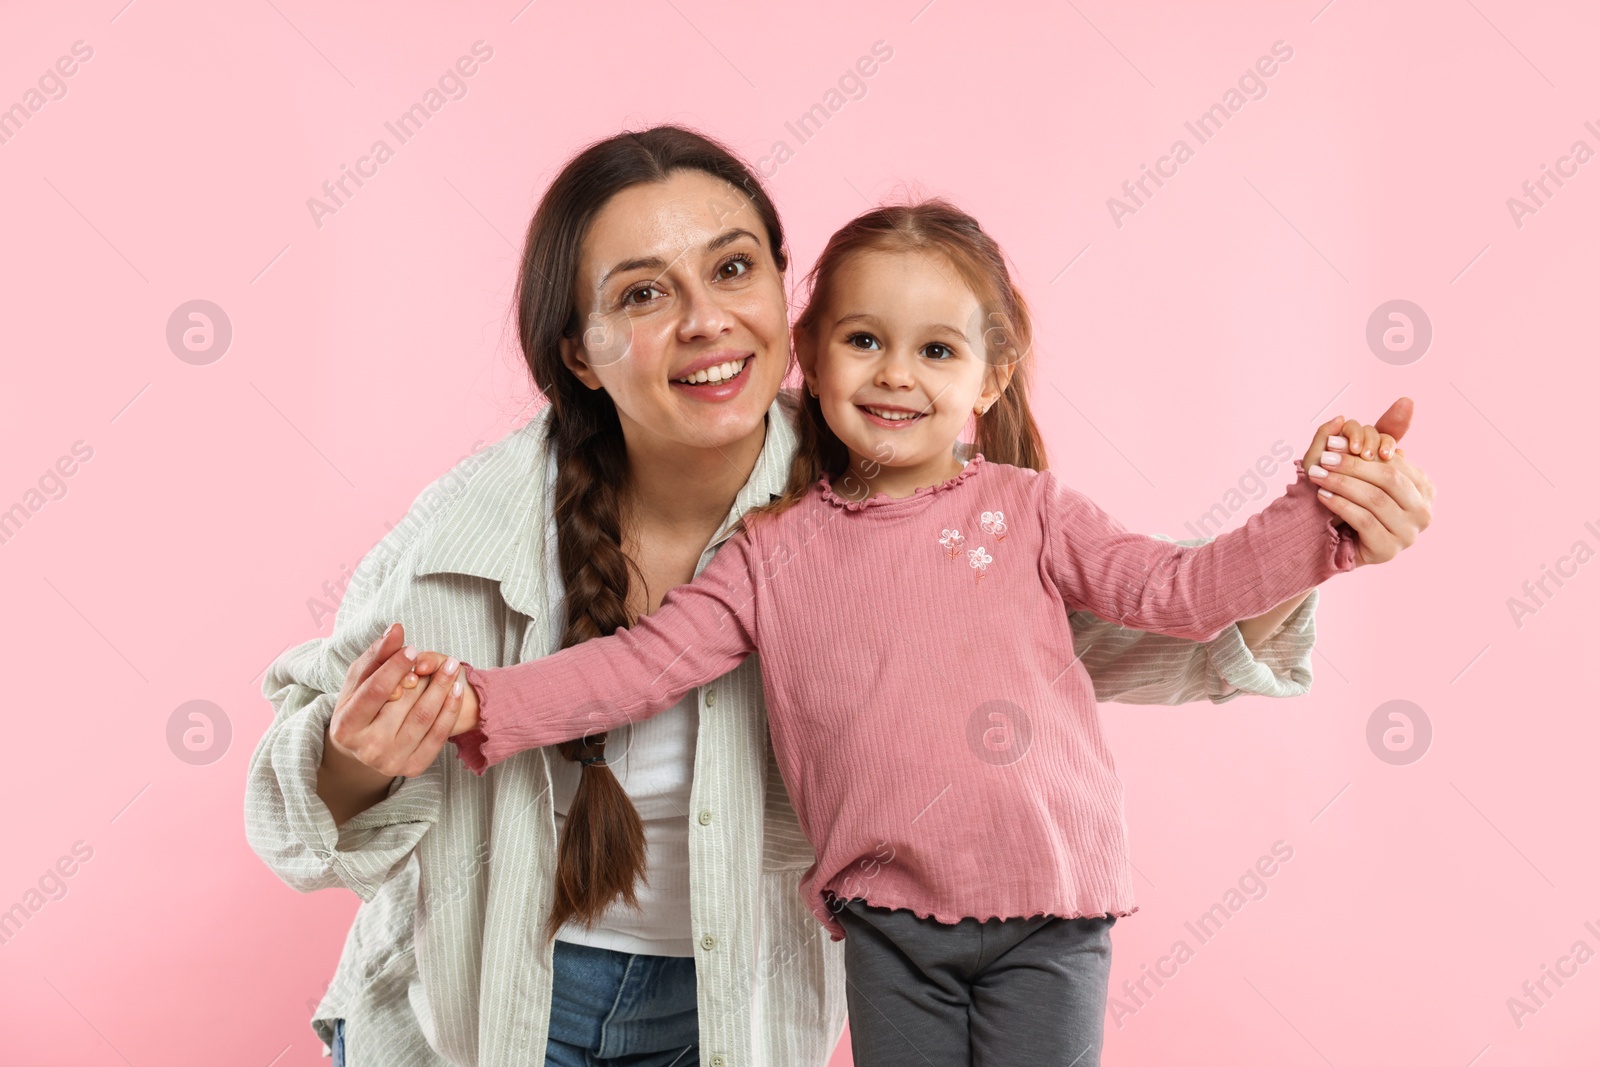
[1044,457,1357,642]
[453,531,761,774]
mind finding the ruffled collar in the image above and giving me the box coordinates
[818,453,987,511]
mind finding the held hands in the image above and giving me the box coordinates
[1300,397,1434,568]
[326,622,468,782]
[404,648,481,736]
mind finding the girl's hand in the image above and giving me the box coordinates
[326,627,468,779]
[410,649,481,736]
[1303,398,1434,567]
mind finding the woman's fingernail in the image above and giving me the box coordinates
[1309,464,1329,478]
[1317,487,1333,498]
[1327,435,1348,451]
[1319,450,1342,466]
[404,645,418,660]
[453,678,464,698]
[444,658,460,675]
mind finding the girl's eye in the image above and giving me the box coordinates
[923,343,953,360]
[622,282,664,306]
[717,253,755,280]
[845,333,880,351]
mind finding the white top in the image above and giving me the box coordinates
[549,697,698,956]
[540,447,698,956]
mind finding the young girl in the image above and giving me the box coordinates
[417,202,1385,1065]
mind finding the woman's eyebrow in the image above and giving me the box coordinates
[706,227,759,252]
[599,228,760,288]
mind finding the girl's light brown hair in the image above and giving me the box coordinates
[758,199,1048,519]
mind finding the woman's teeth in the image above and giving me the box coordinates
[863,406,922,421]
[674,357,748,384]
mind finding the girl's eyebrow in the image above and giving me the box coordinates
[836,312,966,340]
[598,228,760,288]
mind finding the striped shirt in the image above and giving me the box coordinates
[244,391,1330,1066]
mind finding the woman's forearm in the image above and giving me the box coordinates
[1236,591,1311,651]
[316,726,399,827]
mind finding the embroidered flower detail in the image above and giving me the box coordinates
[939,528,966,561]
[980,510,1008,541]
[967,545,993,583]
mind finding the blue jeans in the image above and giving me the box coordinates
[327,940,697,1067]
[546,938,699,1067]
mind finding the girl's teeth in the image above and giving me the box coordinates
[675,358,747,384]
[866,407,919,421]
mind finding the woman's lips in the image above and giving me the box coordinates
[669,354,753,402]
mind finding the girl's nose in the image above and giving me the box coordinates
[874,348,917,388]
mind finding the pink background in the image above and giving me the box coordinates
[1,0,1594,1063]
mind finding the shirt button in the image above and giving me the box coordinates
[704,689,716,707]
[700,934,717,951]
[710,1058,726,1067]
[698,809,713,825]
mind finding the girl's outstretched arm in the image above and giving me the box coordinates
[449,531,763,773]
[1045,459,1359,644]
[1069,538,1321,706]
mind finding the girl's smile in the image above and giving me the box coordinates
[856,402,928,427]
[800,249,1011,497]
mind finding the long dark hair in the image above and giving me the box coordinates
[514,126,787,941]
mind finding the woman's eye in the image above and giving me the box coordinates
[923,342,953,360]
[623,283,663,306]
[845,333,880,351]
[717,253,754,280]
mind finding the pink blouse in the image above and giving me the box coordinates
[455,454,1357,940]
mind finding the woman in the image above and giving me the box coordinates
[245,126,1433,1067]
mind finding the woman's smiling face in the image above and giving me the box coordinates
[561,169,791,454]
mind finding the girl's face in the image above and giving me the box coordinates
[800,249,1012,484]
[561,170,790,455]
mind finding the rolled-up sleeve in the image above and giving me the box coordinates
[1070,534,1321,705]
[244,495,448,903]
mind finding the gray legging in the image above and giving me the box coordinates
[834,897,1115,1066]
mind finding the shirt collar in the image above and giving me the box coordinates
[410,391,799,618]
[707,387,799,551]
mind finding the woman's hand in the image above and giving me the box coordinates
[325,624,468,784]
[1303,397,1434,568]
[408,649,481,736]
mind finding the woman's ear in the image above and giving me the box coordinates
[558,334,604,391]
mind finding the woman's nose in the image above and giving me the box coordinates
[676,278,733,341]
